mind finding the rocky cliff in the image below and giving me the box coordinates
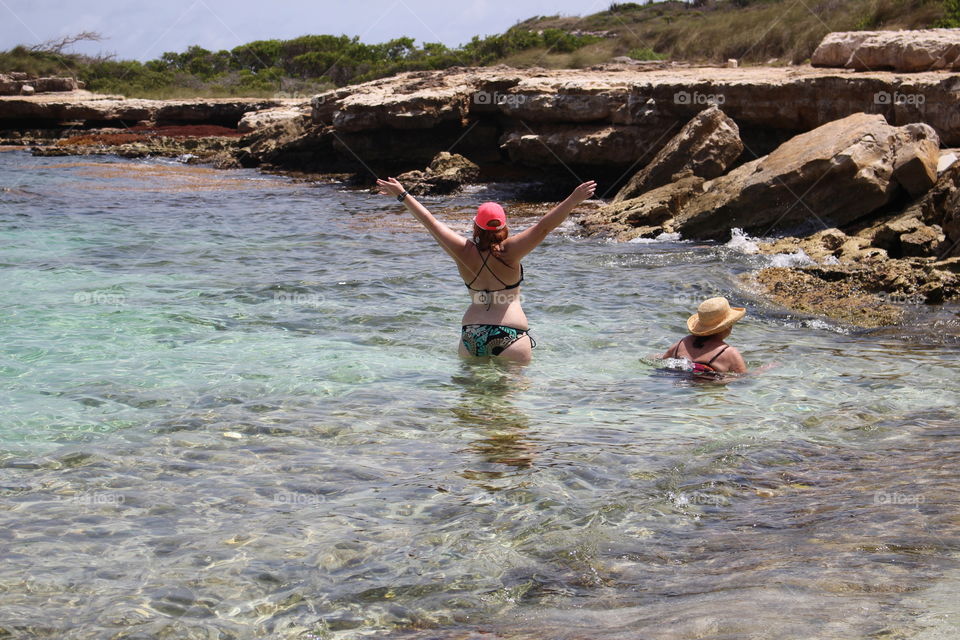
[0,91,306,128]
[231,63,960,181]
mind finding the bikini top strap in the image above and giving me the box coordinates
[704,344,730,366]
[670,341,681,359]
[466,243,511,290]
[464,242,495,289]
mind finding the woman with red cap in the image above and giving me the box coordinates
[376,176,597,363]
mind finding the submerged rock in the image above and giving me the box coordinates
[613,105,742,203]
[748,266,906,328]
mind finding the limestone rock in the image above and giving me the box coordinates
[237,105,310,134]
[869,215,944,257]
[396,152,480,195]
[613,105,742,203]
[500,124,661,166]
[900,224,944,257]
[0,75,77,96]
[0,93,300,128]
[581,173,703,239]
[237,115,333,169]
[898,160,960,258]
[673,113,932,240]
[812,29,960,72]
[891,123,939,196]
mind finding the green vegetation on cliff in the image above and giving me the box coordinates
[0,0,951,98]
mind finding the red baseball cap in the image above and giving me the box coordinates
[475,202,507,230]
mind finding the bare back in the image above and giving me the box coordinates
[457,243,527,328]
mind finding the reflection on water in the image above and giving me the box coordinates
[1,153,959,639]
[454,361,538,475]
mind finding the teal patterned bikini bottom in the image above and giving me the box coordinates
[461,324,535,357]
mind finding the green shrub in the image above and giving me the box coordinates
[628,46,667,60]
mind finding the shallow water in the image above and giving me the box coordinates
[1,151,959,639]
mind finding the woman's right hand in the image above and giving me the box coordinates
[569,180,597,204]
[376,177,406,198]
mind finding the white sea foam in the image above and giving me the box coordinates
[768,249,816,268]
[724,228,760,254]
[628,231,684,244]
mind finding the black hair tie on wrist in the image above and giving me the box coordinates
[397,191,409,202]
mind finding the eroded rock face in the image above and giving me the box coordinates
[0,92,300,127]
[672,113,938,240]
[612,105,742,203]
[237,115,333,170]
[500,124,661,166]
[812,29,960,72]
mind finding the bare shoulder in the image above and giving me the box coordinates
[661,339,681,359]
[721,345,748,373]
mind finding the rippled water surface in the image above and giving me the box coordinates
[2,151,959,639]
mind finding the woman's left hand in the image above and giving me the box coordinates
[377,177,406,198]
[569,180,597,204]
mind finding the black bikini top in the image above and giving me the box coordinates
[463,242,523,293]
[670,342,729,369]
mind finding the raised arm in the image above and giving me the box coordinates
[503,181,596,261]
[377,177,468,260]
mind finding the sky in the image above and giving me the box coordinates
[0,0,616,60]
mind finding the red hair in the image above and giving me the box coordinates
[473,223,508,256]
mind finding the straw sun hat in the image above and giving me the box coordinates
[687,297,746,336]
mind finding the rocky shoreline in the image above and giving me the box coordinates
[3,31,960,330]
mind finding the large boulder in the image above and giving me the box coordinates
[31,77,79,93]
[673,113,940,240]
[612,105,742,203]
[395,152,481,195]
[812,29,960,72]
[896,160,960,258]
[891,123,940,196]
[237,105,310,134]
[581,172,704,239]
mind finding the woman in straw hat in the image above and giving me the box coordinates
[662,297,748,376]
[376,176,597,363]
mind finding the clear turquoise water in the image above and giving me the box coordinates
[1,151,959,639]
